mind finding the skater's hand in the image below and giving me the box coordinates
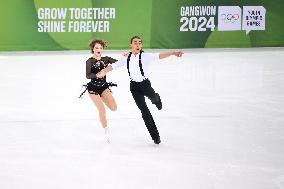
[122,52,129,57]
[96,70,106,78]
[172,50,184,57]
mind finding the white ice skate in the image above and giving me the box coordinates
[104,127,110,143]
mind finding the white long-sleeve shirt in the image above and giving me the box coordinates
[111,52,159,82]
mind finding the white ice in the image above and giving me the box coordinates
[0,48,284,189]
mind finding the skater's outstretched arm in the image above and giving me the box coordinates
[96,65,113,78]
[96,52,129,78]
[96,55,127,78]
[159,50,183,59]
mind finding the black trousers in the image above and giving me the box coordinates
[130,79,160,141]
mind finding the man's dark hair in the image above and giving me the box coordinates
[89,39,107,53]
[130,36,142,44]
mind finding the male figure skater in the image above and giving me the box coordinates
[96,36,183,144]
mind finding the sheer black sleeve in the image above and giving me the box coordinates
[105,56,118,64]
[86,58,96,79]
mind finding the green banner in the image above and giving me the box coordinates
[151,0,284,48]
[0,0,283,51]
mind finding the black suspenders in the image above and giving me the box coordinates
[138,51,145,76]
[126,52,132,77]
[127,50,145,79]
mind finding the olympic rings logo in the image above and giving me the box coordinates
[221,14,240,23]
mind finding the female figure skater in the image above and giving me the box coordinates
[85,39,118,143]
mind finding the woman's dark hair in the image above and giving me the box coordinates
[89,39,107,53]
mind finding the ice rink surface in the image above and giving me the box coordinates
[0,48,284,189]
